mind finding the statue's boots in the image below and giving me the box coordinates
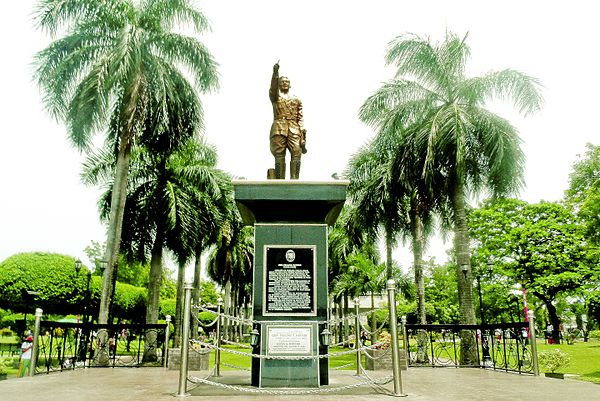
[290,158,301,180]
[275,157,286,179]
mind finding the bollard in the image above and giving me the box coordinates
[387,280,406,397]
[177,284,193,397]
[29,308,43,377]
[527,310,539,376]
[354,297,361,376]
[214,297,223,377]
[401,315,408,358]
[164,315,172,369]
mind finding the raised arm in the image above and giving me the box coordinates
[269,62,279,102]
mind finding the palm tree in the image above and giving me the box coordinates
[82,138,230,361]
[34,0,218,330]
[345,142,405,281]
[360,31,543,363]
[206,217,254,341]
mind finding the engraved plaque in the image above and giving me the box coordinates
[267,326,312,355]
[263,246,316,316]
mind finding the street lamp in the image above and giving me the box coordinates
[320,328,331,346]
[97,259,108,276]
[250,328,260,347]
[75,258,82,275]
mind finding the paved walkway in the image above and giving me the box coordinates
[1,367,599,401]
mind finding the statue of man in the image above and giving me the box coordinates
[269,62,307,179]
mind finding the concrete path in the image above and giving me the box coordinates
[1,367,599,401]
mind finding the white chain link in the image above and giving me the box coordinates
[221,362,252,371]
[188,374,394,395]
[358,312,390,335]
[220,339,252,349]
[192,304,387,326]
[361,346,392,360]
[193,340,384,360]
[191,312,220,328]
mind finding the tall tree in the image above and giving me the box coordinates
[345,141,405,281]
[34,0,219,338]
[566,143,600,245]
[359,32,542,363]
[206,217,254,340]
[83,138,230,360]
[469,198,596,343]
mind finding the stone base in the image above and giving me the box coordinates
[365,349,407,370]
[167,348,210,371]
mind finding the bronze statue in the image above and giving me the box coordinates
[269,62,307,179]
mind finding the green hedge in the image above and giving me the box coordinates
[0,252,147,322]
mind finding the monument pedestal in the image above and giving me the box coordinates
[233,180,348,388]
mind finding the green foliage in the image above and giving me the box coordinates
[159,299,176,319]
[160,275,177,299]
[0,358,10,374]
[111,282,146,322]
[539,349,571,373]
[0,252,90,314]
[199,281,219,305]
[424,263,460,324]
[198,311,218,326]
[469,199,594,300]
[588,330,600,339]
[0,252,151,322]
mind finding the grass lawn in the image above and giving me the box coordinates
[537,339,600,384]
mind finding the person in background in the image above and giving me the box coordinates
[17,335,33,378]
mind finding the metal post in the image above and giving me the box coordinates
[215,297,223,377]
[164,315,172,368]
[401,315,408,357]
[30,308,43,377]
[387,280,406,397]
[177,283,193,397]
[527,310,539,376]
[354,297,361,376]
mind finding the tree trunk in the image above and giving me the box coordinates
[94,133,131,366]
[411,210,429,363]
[192,250,202,339]
[343,293,350,343]
[536,292,561,345]
[224,281,231,341]
[142,233,164,362]
[370,292,377,344]
[337,300,343,344]
[385,227,393,280]
[173,261,186,347]
[451,179,477,365]
[410,211,427,325]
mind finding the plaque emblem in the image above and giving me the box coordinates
[285,249,296,262]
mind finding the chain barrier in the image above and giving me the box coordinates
[188,374,394,395]
[193,304,254,325]
[192,304,387,327]
[358,311,390,336]
[194,340,383,361]
[221,362,252,371]
[220,338,252,349]
[191,311,220,328]
[361,345,392,361]
[333,362,354,370]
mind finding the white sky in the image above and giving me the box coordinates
[1,1,598,272]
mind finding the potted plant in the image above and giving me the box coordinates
[539,349,570,379]
[0,358,9,380]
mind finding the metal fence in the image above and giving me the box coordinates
[405,322,533,374]
[34,321,168,373]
